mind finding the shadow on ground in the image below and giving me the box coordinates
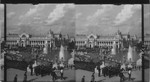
[97,79,106,82]
[28,78,38,82]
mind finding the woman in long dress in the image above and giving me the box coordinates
[94,66,98,74]
[27,65,31,72]
[23,72,27,82]
[91,72,95,82]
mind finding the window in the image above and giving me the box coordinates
[22,35,26,38]
[90,35,94,39]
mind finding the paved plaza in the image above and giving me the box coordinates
[144,68,150,82]
[7,68,75,82]
[75,69,142,82]
[0,69,4,81]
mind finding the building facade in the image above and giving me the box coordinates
[75,30,139,49]
[6,29,140,50]
[144,34,150,48]
[6,29,70,48]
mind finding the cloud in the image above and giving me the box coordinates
[76,5,141,36]
[0,19,4,38]
[19,4,48,21]
[16,4,49,27]
[145,12,150,18]
[7,12,15,18]
[86,5,113,26]
[0,4,4,10]
[46,4,75,25]
[76,13,82,19]
[33,14,41,20]
[144,5,150,34]
[114,5,141,25]
[0,4,4,38]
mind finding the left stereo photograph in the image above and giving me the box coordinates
[5,4,76,82]
[0,3,4,82]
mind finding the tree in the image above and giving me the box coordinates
[68,41,75,52]
[136,41,143,52]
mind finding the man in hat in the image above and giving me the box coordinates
[60,68,64,80]
[81,76,85,82]
[91,72,95,82]
[97,65,101,77]
[128,69,132,81]
[13,74,18,82]
[29,64,33,76]
[23,71,27,82]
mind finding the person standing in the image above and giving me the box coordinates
[13,74,18,82]
[23,71,27,82]
[60,69,64,80]
[52,71,55,82]
[91,72,95,82]
[81,76,85,82]
[119,69,125,82]
[108,66,111,78]
[97,65,101,77]
[29,64,33,76]
[102,67,105,77]
[128,69,132,81]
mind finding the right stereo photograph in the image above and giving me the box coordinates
[75,4,143,82]
[144,4,150,82]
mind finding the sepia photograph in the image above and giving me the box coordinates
[74,4,143,82]
[144,4,150,82]
[0,3,4,82]
[5,4,76,82]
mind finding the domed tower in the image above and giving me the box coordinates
[65,34,69,40]
[47,29,55,49]
[59,32,62,39]
[47,29,54,39]
[127,32,130,40]
[115,29,123,49]
[133,34,137,40]
[116,29,122,39]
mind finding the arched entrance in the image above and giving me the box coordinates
[87,34,97,48]
[19,33,29,47]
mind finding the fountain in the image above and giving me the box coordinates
[71,50,75,58]
[111,41,116,55]
[127,45,133,63]
[136,52,142,67]
[32,60,38,74]
[100,62,105,75]
[43,40,48,54]
[121,63,126,70]
[53,62,58,69]
[0,52,4,70]
[59,45,65,62]
[68,50,75,66]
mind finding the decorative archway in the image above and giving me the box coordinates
[87,34,97,48]
[19,33,29,47]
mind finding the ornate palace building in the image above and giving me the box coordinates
[6,29,72,48]
[144,34,150,48]
[5,29,140,50]
[75,30,139,49]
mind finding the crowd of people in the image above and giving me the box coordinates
[13,61,66,82]
[75,61,96,72]
[81,63,134,82]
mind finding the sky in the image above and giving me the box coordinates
[76,4,142,36]
[5,4,150,37]
[7,4,75,37]
[0,4,4,39]
[144,4,150,35]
